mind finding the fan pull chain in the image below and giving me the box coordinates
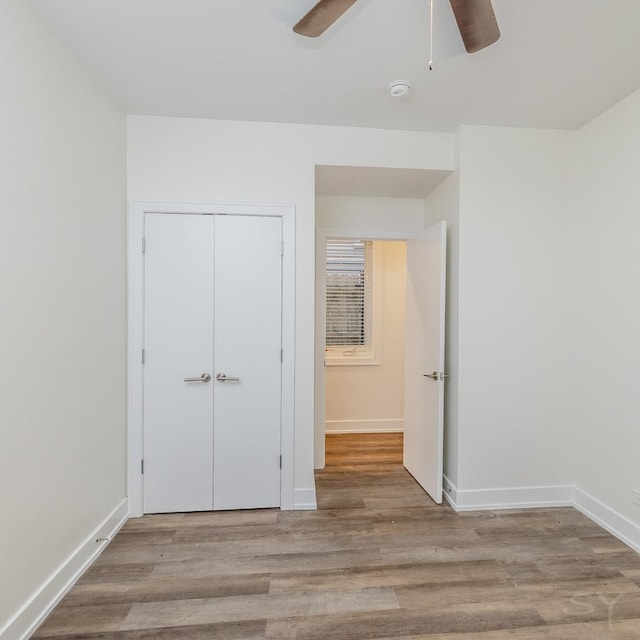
[429,0,434,70]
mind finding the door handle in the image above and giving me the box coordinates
[184,373,211,383]
[216,372,240,382]
[423,371,449,381]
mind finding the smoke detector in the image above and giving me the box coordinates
[388,81,411,97]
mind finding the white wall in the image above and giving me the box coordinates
[127,116,454,495]
[316,195,425,232]
[325,241,407,433]
[455,126,576,491]
[571,88,640,526]
[0,1,127,637]
[424,169,460,486]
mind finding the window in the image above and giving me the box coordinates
[325,239,380,365]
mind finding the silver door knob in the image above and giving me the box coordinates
[216,372,240,382]
[184,373,211,383]
[423,371,439,380]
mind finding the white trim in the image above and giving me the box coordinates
[442,479,640,556]
[293,488,318,510]
[443,474,458,508]
[1,499,128,640]
[128,201,296,515]
[325,419,404,433]
[573,487,640,555]
[446,482,574,511]
[127,201,145,517]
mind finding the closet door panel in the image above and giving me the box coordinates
[213,215,282,510]
[143,213,215,513]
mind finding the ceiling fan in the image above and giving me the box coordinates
[293,0,500,54]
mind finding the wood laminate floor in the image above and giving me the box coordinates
[33,433,640,639]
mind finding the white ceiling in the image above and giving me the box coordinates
[30,0,640,133]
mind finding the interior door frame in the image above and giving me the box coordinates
[128,201,296,517]
[315,226,410,469]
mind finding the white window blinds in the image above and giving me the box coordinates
[326,239,373,347]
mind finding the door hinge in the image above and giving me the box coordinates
[142,238,146,254]
[280,348,283,363]
[281,241,284,256]
[141,460,144,475]
[141,349,145,364]
[279,455,282,469]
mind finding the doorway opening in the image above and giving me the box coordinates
[315,222,447,506]
[313,164,453,509]
[324,238,408,471]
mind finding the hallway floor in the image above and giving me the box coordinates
[33,433,640,639]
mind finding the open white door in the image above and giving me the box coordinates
[403,221,446,504]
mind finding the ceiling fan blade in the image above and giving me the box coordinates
[293,0,358,37]
[449,0,500,53]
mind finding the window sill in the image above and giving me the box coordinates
[325,349,380,367]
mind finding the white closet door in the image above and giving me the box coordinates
[213,215,282,510]
[143,213,283,513]
[143,213,215,513]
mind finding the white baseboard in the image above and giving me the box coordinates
[442,478,640,556]
[293,488,317,510]
[442,474,458,508]
[448,482,574,511]
[1,498,129,640]
[325,419,404,434]
[573,488,640,555]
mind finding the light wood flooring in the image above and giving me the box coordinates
[33,433,640,639]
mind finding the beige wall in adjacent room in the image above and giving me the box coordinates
[325,241,407,432]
